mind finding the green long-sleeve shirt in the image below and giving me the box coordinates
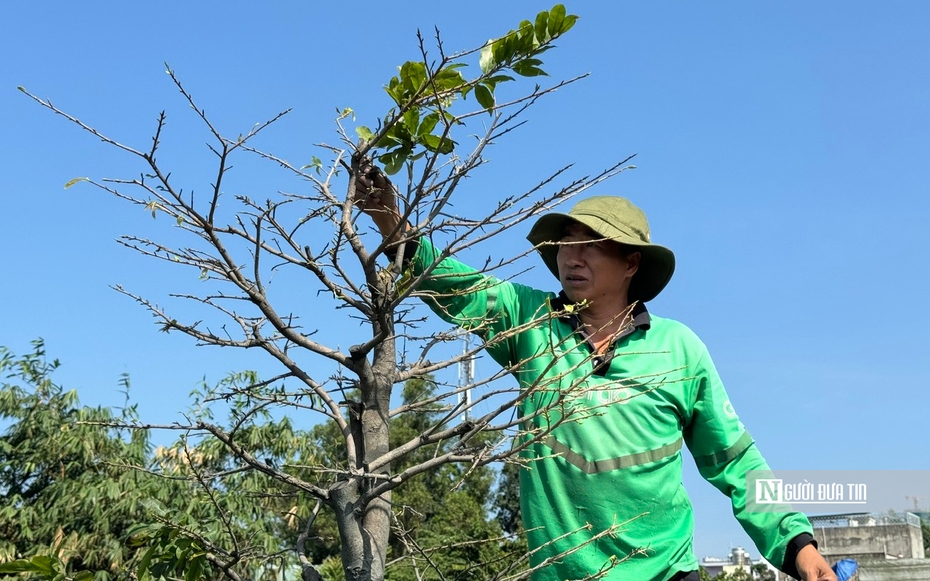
[407,238,812,581]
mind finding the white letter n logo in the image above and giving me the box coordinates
[756,479,782,504]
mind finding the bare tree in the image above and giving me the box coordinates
[21,6,645,581]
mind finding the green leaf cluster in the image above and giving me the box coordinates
[479,4,578,78]
[357,106,456,176]
[0,554,93,581]
[130,522,211,581]
[472,5,577,114]
[354,4,577,175]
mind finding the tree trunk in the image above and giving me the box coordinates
[330,476,389,581]
[332,324,395,581]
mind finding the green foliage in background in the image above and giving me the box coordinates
[0,345,523,580]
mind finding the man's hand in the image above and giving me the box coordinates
[354,160,404,240]
[796,544,837,581]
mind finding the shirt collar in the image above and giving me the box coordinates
[550,291,652,333]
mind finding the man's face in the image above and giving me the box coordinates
[556,223,640,307]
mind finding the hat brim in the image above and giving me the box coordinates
[527,213,675,303]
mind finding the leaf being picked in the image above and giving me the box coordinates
[475,84,495,112]
[479,41,496,74]
[421,134,455,155]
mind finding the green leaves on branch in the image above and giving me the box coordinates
[0,555,92,581]
[476,4,578,104]
[357,107,455,175]
[130,519,212,581]
[359,61,461,175]
[480,5,577,76]
[384,61,468,111]
[355,4,577,175]
[300,155,325,175]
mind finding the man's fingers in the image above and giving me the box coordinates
[355,167,386,193]
[354,162,399,225]
[369,168,390,192]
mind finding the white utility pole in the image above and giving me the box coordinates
[457,335,475,420]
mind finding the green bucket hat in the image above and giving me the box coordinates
[526,196,675,303]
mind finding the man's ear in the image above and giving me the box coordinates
[626,252,642,277]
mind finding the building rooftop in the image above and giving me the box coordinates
[809,511,924,528]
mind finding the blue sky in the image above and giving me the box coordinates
[3,0,929,565]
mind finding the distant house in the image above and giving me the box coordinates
[697,513,929,580]
[699,546,777,579]
[810,512,930,581]
[810,512,925,562]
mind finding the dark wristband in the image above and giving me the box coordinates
[782,532,816,580]
[384,236,419,265]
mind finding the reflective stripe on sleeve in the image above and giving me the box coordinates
[691,430,753,468]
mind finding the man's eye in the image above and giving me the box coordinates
[585,241,597,248]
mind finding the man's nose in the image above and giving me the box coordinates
[561,244,584,265]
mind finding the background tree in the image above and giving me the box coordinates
[751,563,776,581]
[18,5,641,581]
[703,564,773,581]
[0,340,150,579]
[493,462,522,538]
[290,375,525,581]
[0,342,330,581]
[0,345,518,581]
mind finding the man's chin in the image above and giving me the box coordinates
[560,288,586,304]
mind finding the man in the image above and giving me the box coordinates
[356,167,836,581]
